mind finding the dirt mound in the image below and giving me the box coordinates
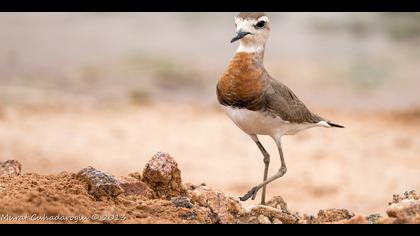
[0,154,418,224]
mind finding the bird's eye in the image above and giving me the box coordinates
[255,21,266,29]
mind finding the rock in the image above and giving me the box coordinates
[266,196,288,212]
[390,190,419,205]
[315,209,355,223]
[142,152,186,199]
[366,213,382,224]
[115,176,154,198]
[386,200,420,223]
[171,196,193,209]
[187,184,244,224]
[385,190,420,224]
[0,160,22,177]
[238,196,299,224]
[77,167,123,199]
[257,215,271,224]
[247,205,300,224]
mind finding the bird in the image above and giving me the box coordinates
[216,12,344,205]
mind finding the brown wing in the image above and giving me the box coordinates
[261,75,324,124]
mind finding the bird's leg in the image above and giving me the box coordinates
[240,135,270,204]
[255,139,270,205]
[240,138,287,202]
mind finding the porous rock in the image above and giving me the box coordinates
[315,209,355,223]
[77,166,123,199]
[246,205,300,224]
[142,152,186,199]
[187,184,244,224]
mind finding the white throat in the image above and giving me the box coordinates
[237,42,265,53]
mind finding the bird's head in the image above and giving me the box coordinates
[231,12,270,52]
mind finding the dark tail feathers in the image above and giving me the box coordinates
[327,122,345,128]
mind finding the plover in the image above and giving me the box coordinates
[217,12,344,205]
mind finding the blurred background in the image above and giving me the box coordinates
[0,12,419,215]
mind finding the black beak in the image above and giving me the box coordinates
[230,31,251,43]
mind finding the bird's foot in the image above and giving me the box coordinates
[239,186,258,202]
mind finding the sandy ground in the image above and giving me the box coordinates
[0,103,419,216]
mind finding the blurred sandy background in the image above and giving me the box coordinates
[0,12,419,215]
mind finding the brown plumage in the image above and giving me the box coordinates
[217,52,266,111]
[217,52,324,124]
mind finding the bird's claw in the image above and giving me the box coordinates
[239,186,258,201]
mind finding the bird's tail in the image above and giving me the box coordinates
[327,122,345,128]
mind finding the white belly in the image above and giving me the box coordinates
[222,106,319,137]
